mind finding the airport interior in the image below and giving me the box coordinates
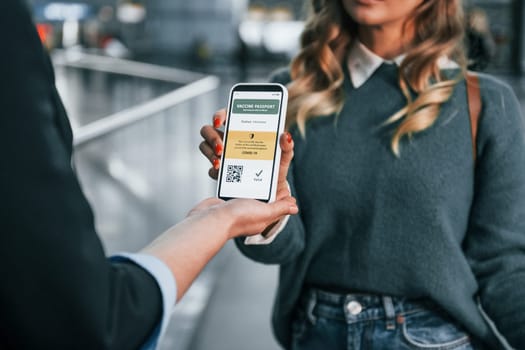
[20,0,525,349]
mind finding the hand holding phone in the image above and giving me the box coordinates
[218,83,288,202]
[200,83,289,203]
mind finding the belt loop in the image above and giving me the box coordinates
[382,296,396,330]
[306,290,317,324]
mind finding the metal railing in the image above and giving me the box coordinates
[72,75,219,147]
[53,50,205,84]
[52,50,220,148]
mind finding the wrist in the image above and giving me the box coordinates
[210,203,236,241]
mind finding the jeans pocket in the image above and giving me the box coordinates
[401,308,472,350]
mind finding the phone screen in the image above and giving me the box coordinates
[217,84,287,202]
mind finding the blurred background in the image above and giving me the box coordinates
[24,0,525,349]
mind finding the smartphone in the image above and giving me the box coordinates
[217,83,288,202]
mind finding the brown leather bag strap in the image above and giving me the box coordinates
[466,71,481,162]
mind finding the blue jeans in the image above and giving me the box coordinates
[291,289,485,350]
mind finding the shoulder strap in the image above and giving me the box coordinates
[466,71,481,162]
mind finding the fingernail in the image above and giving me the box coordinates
[286,132,293,143]
[214,143,223,155]
[212,158,220,169]
[213,117,221,128]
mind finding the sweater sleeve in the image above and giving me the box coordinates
[463,75,525,349]
[234,68,307,264]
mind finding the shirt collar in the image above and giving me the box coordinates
[346,40,459,88]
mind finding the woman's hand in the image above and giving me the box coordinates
[199,109,226,180]
[199,108,296,236]
[199,109,295,201]
[191,125,298,239]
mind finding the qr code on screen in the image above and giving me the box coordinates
[226,165,243,183]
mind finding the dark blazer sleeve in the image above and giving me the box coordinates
[0,1,162,349]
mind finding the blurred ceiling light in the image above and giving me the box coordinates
[262,21,303,57]
[246,5,268,21]
[239,20,264,47]
[268,6,293,21]
[117,3,147,24]
[43,2,90,21]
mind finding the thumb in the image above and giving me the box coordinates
[278,132,294,185]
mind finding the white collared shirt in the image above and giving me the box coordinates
[347,40,459,89]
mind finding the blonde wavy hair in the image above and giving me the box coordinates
[287,0,467,155]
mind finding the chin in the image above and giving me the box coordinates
[347,5,388,26]
[349,13,387,26]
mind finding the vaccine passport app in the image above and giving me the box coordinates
[219,89,284,201]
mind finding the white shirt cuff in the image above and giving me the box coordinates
[111,252,177,350]
[244,214,290,245]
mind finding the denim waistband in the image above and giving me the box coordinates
[298,288,439,328]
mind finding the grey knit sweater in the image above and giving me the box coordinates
[235,64,525,349]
